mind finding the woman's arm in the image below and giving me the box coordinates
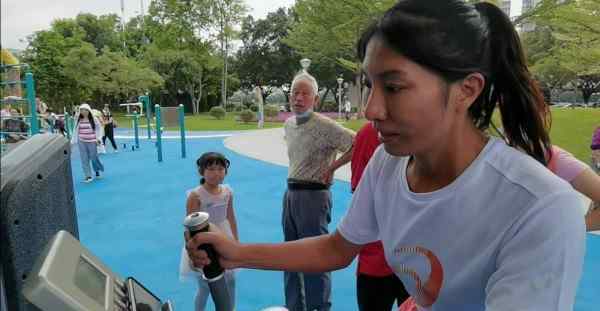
[570,168,600,231]
[186,230,362,273]
[226,194,239,241]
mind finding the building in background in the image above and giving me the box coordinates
[500,0,512,17]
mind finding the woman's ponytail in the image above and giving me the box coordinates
[475,2,551,165]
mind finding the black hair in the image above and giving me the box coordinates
[77,106,96,131]
[196,152,231,184]
[357,0,551,165]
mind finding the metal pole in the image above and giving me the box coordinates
[155,104,162,162]
[65,113,71,139]
[338,87,342,120]
[133,112,140,149]
[178,104,186,158]
[26,72,39,135]
[140,95,151,139]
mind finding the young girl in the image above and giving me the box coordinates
[180,152,238,311]
[71,103,104,183]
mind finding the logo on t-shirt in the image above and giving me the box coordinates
[393,246,444,307]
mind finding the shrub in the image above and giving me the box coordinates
[319,100,338,112]
[239,109,255,123]
[209,106,226,120]
[225,103,236,112]
[264,104,279,119]
[249,103,258,112]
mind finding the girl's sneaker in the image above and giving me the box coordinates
[84,177,93,183]
[95,171,102,179]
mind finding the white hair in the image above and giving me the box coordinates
[291,72,319,96]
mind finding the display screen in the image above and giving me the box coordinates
[73,256,107,307]
[129,278,161,311]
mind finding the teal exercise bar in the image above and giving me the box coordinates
[178,104,186,159]
[26,72,39,135]
[155,104,162,162]
[133,112,140,149]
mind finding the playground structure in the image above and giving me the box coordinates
[154,103,187,162]
[0,62,40,152]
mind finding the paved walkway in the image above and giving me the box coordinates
[224,127,351,182]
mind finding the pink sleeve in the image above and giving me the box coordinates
[551,146,588,182]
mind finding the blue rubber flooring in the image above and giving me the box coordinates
[71,136,600,311]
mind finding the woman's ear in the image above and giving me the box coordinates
[454,73,485,112]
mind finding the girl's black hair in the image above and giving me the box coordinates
[357,0,551,165]
[196,152,231,184]
[77,106,96,131]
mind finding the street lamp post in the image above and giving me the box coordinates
[300,58,311,73]
[337,77,344,120]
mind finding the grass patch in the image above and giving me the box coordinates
[114,108,598,162]
[343,108,598,162]
[113,112,283,131]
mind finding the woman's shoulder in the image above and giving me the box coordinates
[482,139,572,199]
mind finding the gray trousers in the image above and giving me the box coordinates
[282,189,332,311]
[195,271,235,311]
[78,141,104,178]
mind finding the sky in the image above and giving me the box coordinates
[2,0,522,51]
[1,0,296,50]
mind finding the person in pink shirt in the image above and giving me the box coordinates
[591,126,600,174]
[547,145,600,231]
[71,103,104,183]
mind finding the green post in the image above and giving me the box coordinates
[133,112,140,149]
[26,72,39,135]
[139,95,151,139]
[178,104,186,159]
[155,104,163,162]
[65,113,71,139]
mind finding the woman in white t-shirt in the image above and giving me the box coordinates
[185,1,585,310]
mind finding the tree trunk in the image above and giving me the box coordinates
[320,87,331,112]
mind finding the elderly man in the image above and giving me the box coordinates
[282,72,355,311]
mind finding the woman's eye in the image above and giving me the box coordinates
[384,85,402,93]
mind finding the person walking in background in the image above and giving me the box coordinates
[545,145,600,231]
[102,104,118,153]
[71,103,104,183]
[351,121,409,311]
[344,99,352,121]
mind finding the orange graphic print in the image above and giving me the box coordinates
[394,246,444,308]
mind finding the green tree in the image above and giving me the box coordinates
[210,0,248,107]
[75,13,123,53]
[234,8,300,103]
[285,0,395,113]
[520,0,600,104]
[22,20,86,110]
[145,0,223,113]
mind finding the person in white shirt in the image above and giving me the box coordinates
[185,1,586,310]
[344,99,352,121]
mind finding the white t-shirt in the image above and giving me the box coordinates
[338,138,585,311]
